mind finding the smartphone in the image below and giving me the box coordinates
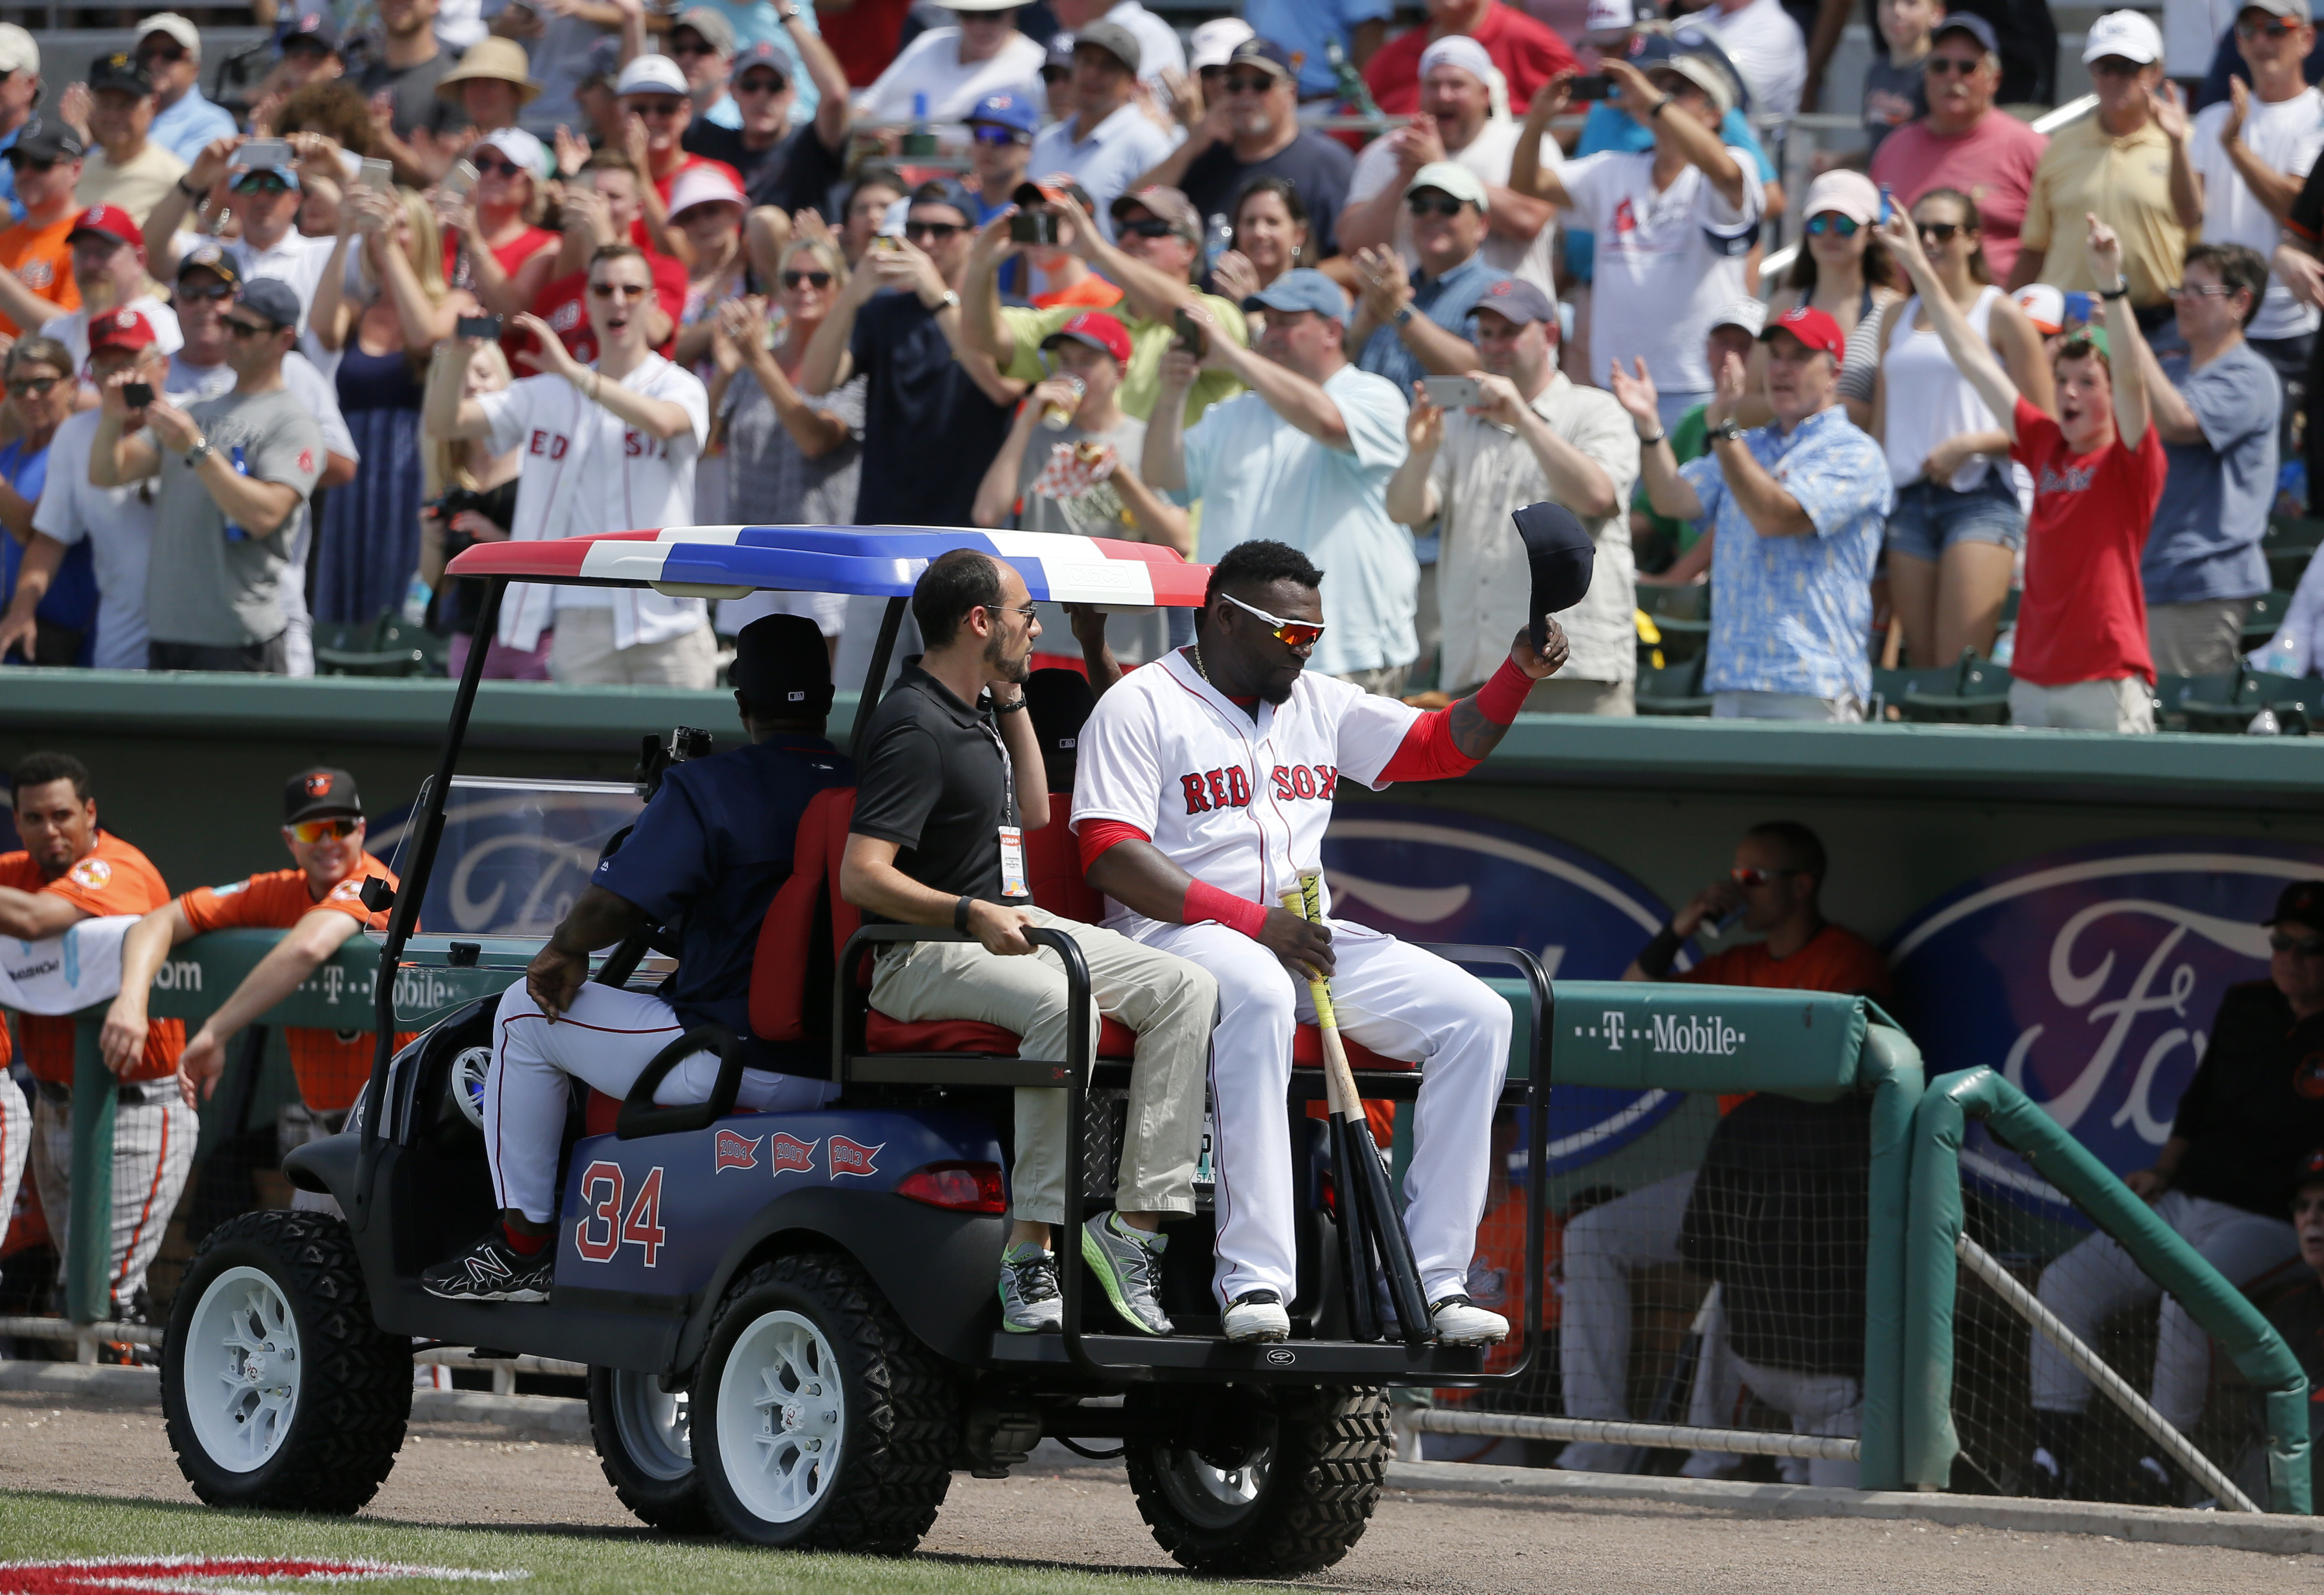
[440,159,479,201]
[1421,375,1483,409]
[123,382,153,408]
[1567,75,1613,101]
[1878,184,1894,226]
[1010,209,1059,246]
[1172,306,1206,357]
[233,137,290,171]
[358,157,394,193]
[456,313,504,341]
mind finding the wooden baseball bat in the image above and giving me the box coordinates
[1286,872,1433,1344]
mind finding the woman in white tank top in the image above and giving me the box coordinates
[1872,189,2056,666]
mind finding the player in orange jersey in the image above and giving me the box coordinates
[0,752,188,1323]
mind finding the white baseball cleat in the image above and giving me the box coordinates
[1222,1289,1291,1343]
[1429,1294,1510,1346]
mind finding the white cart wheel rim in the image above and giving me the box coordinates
[184,1264,303,1473]
[714,1309,845,1524]
[610,1366,692,1481]
[1155,1443,1272,1529]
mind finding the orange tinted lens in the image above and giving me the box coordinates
[1274,621,1325,647]
[292,818,356,843]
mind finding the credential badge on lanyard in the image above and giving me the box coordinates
[983,718,1031,900]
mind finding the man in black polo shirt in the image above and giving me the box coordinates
[839,550,1216,1338]
[2026,879,2324,1499]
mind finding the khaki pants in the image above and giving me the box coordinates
[2147,598,2252,678]
[2007,675,2156,733]
[1523,676,1635,715]
[869,905,1217,1226]
[1711,690,1863,721]
[1334,664,1410,698]
[549,611,719,687]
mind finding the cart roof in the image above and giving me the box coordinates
[445,526,1212,607]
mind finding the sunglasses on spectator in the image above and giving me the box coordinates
[1730,866,1802,887]
[138,44,188,64]
[1042,66,1070,81]
[2088,56,2145,76]
[1805,213,1861,236]
[2238,13,2303,36]
[287,818,359,844]
[671,39,719,56]
[5,375,60,396]
[1407,193,1468,217]
[1917,220,1967,241]
[472,155,527,178]
[971,123,1031,146]
[1117,218,1178,238]
[1923,54,1985,75]
[177,279,234,302]
[2168,282,2239,300]
[1223,74,1277,95]
[2272,931,2324,955]
[590,280,650,298]
[1219,591,1326,648]
[735,74,786,95]
[15,158,57,174]
[630,98,686,119]
[225,316,278,338]
[235,172,292,194]
[905,220,965,240]
[781,269,834,288]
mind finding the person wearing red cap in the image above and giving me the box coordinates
[1617,300,1895,720]
[971,309,1189,670]
[32,205,182,374]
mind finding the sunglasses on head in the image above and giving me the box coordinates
[590,280,650,298]
[472,155,527,178]
[1805,212,1861,236]
[5,375,60,396]
[905,219,964,240]
[2273,930,2324,955]
[1407,192,1467,217]
[288,817,358,844]
[781,268,833,288]
[1219,590,1326,649]
[1730,866,1801,887]
[1117,217,1178,238]
[225,316,277,338]
[177,278,234,302]
[970,123,1030,145]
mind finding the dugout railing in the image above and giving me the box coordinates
[1904,1066,2313,1514]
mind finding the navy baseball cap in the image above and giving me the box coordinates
[1025,667,1096,790]
[2296,1146,2324,1191]
[88,50,153,95]
[1226,39,1296,81]
[285,767,362,823]
[732,39,790,84]
[1932,11,2000,55]
[2265,880,2324,935]
[235,278,304,330]
[908,176,976,220]
[968,90,1037,133]
[730,615,832,717]
[6,119,84,165]
[1242,267,1349,325]
[279,7,341,54]
[1511,500,1596,640]
[1470,277,1558,327]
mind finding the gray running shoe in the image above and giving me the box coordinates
[999,1242,1064,1333]
[1080,1211,1173,1335]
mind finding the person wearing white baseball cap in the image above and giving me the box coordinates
[2011,10,2198,325]
[617,53,742,264]
[855,2,1048,126]
[2192,0,2324,408]
[1777,169,1900,430]
[0,25,39,223]
[439,126,564,319]
[135,14,237,166]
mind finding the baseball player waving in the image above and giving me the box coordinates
[1072,539,1570,1345]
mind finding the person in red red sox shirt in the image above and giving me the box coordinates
[1884,206,2167,733]
[1362,0,1580,123]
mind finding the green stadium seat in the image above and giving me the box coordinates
[2157,667,2319,734]
[2243,590,2294,648]
[1636,651,1711,716]
[1894,651,2013,724]
[1638,583,1710,664]
[315,610,439,678]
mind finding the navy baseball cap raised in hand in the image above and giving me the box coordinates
[1510,500,1596,651]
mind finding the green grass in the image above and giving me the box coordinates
[0,1494,1182,1594]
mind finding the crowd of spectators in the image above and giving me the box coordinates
[0,2,2320,725]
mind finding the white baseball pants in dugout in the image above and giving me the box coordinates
[1134,916,1511,1306]
[484,981,834,1223]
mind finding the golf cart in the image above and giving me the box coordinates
[159,527,1552,1574]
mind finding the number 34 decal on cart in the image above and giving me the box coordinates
[573,1160,667,1267]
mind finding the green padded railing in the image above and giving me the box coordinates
[1904,1066,2312,1512]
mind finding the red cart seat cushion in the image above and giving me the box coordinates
[864,1011,1140,1058]
[1295,1024,1418,1071]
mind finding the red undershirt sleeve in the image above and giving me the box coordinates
[1077,819,1151,874]
[1076,819,1270,939]
[1377,657,1532,783]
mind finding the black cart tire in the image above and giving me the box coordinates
[1123,1383,1388,1575]
[588,1365,715,1533]
[691,1252,958,1552]
[162,1209,411,1514]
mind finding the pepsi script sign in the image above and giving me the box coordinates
[1887,838,2324,1210]
[1320,805,1683,1172]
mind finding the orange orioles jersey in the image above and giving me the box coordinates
[0,834,182,1084]
[178,854,418,1114]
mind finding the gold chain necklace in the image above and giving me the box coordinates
[1188,644,1210,684]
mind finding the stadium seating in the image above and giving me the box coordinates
[2264,516,2321,591]
[2241,590,2295,649]
[2154,667,2320,734]
[1636,652,1711,716]
[314,612,449,677]
[1886,652,2012,725]
[1638,583,1710,665]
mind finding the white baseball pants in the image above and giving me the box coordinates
[0,1080,26,1269]
[1555,1170,1744,1476]
[1132,917,1508,1307]
[485,982,836,1223]
[31,1081,196,1314]
[1729,1354,1861,1488]
[2030,1189,2299,1432]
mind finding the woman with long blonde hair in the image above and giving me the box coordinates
[310,184,481,628]
[421,342,533,679]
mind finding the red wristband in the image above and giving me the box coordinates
[1472,655,1534,725]
[1184,878,1269,940]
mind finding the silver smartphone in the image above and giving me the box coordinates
[1420,375,1483,409]
[440,159,480,200]
[232,137,291,171]
[358,156,394,193]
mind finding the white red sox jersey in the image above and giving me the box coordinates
[1072,648,1425,929]
[476,353,711,653]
